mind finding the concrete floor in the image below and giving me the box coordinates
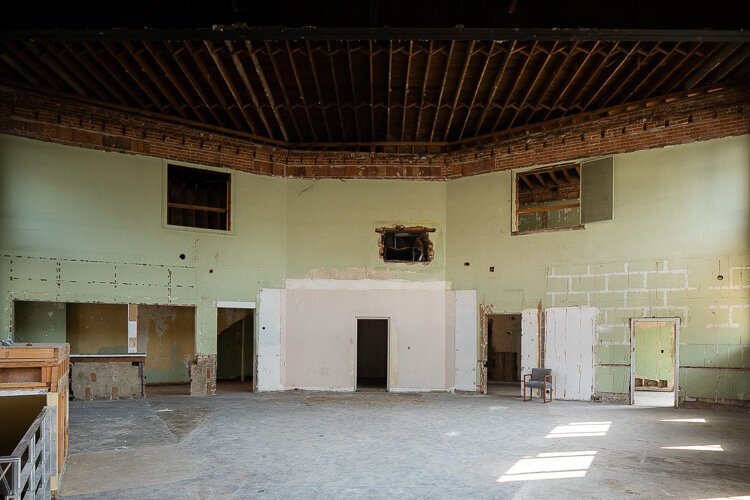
[60,390,750,499]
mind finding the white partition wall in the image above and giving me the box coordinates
[454,290,478,392]
[544,307,597,401]
[520,308,540,378]
[256,288,283,391]
[283,280,454,392]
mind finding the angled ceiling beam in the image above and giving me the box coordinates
[83,42,148,108]
[46,42,109,101]
[143,41,207,121]
[325,41,347,142]
[184,40,245,130]
[473,41,515,136]
[369,40,375,143]
[623,42,682,102]
[601,42,665,107]
[533,172,549,188]
[165,40,230,128]
[245,41,289,141]
[414,40,435,142]
[580,42,640,112]
[519,174,535,191]
[305,40,332,142]
[345,41,362,142]
[508,41,559,128]
[207,40,265,135]
[652,43,703,94]
[4,43,58,89]
[265,42,303,142]
[563,42,621,116]
[0,50,39,86]
[386,40,393,140]
[122,41,188,117]
[62,42,128,104]
[684,43,742,89]
[709,44,750,84]
[543,41,599,120]
[429,40,455,142]
[443,40,476,141]
[285,41,316,143]
[23,42,87,97]
[492,41,537,132]
[400,41,414,142]
[103,41,166,111]
[458,41,499,140]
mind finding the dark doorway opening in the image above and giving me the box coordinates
[217,308,254,393]
[356,319,388,391]
[487,314,522,383]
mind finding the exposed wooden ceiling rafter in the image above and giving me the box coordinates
[1,39,747,152]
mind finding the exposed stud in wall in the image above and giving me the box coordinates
[489,266,495,272]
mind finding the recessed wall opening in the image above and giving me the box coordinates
[136,305,196,396]
[167,164,231,231]
[631,318,679,408]
[356,319,388,391]
[376,226,435,263]
[13,301,128,353]
[217,308,254,393]
[487,314,522,395]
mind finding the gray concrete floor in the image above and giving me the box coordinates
[60,390,750,499]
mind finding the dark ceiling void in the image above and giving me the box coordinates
[2,39,748,151]
[2,0,750,31]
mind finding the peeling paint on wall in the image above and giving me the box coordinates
[137,305,195,384]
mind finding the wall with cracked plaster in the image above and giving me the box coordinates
[447,135,750,403]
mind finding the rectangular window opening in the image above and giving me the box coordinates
[514,164,582,233]
[377,226,435,263]
[167,164,230,231]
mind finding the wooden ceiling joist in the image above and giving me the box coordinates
[0,38,747,151]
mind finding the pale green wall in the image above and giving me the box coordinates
[0,134,286,356]
[13,301,66,343]
[447,135,750,402]
[2,133,748,402]
[285,179,446,281]
[635,321,675,387]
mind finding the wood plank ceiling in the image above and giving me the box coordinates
[1,40,749,150]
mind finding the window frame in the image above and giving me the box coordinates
[511,162,584,235]
[162,160,235,235]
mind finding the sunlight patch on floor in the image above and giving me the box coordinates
[662,444,723,452]
[545,421,611,438]
[497,451,596,482]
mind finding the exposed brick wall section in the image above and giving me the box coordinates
[0,86,442,180]
[444,88,750,177]
[1,85,748,180]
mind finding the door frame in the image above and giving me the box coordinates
[630,317,680,407]
[353,317,390,392]
[216,301,256,391]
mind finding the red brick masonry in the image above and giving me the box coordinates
[1,85,748,180]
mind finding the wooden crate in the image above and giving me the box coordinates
[0,343,70,491]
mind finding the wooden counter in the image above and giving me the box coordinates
[0,343,69,492]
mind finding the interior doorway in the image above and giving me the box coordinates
[356,318,388,391]
[486,314,522,396]
[217,308,254,393]
[631,318,680,408]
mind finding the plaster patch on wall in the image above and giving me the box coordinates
[304,267,400,281]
